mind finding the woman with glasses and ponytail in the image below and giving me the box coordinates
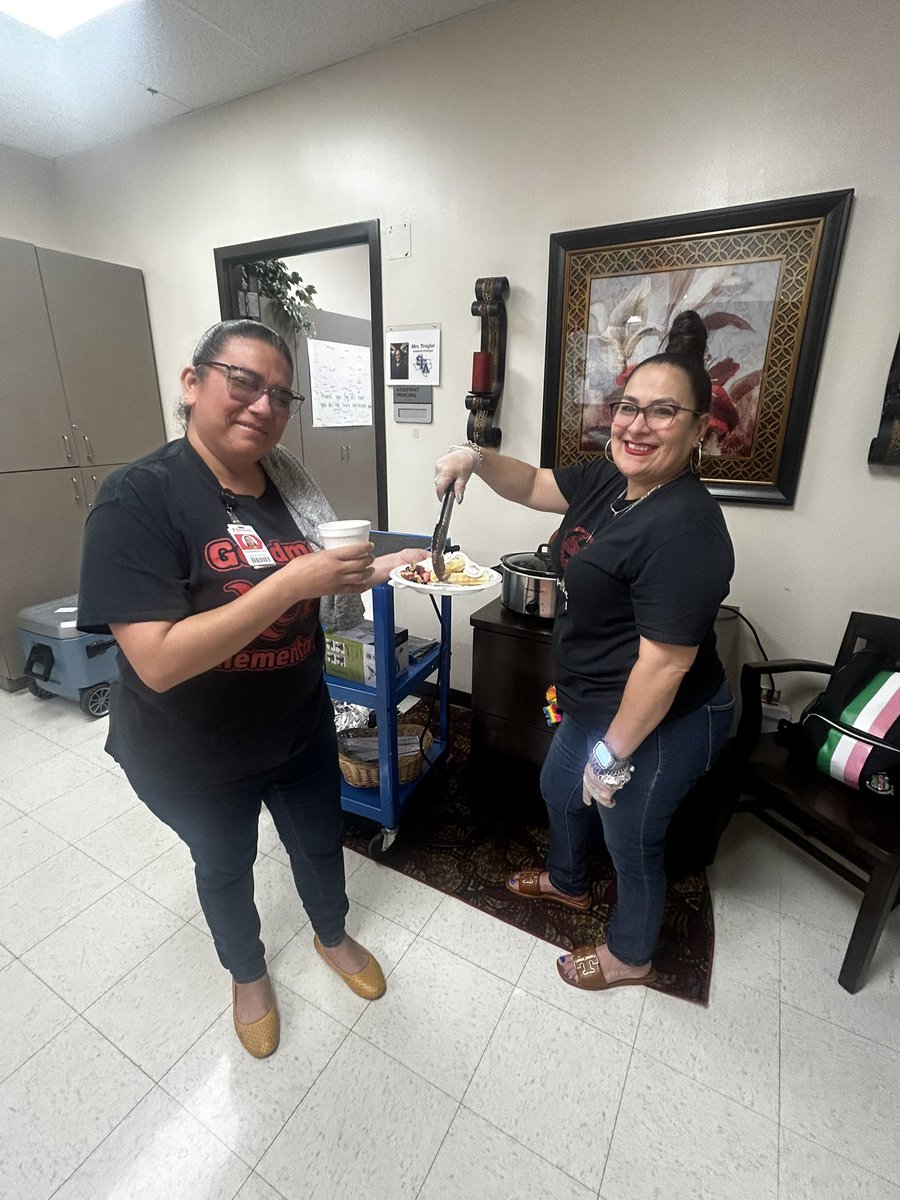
[78,320,425,1056]
[435,310,734,993]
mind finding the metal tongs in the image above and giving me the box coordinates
[430,488,456,581]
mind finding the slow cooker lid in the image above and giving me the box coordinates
[500,551,555,576]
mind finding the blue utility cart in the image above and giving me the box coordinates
[325,576,451,858]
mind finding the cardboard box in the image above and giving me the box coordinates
[324,621,409,686]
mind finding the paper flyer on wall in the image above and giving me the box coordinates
[385,325,441,386]
[308,339,373,427]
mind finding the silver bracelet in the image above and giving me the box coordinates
[587,741,635,792]
[448,441,483,472]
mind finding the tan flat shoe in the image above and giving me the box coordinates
[232,981,280,1058]
[314,934,386,1000]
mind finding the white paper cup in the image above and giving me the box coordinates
[317,519,371,549]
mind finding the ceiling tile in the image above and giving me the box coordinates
[0,0,501,158]
[0,89,110,157]
[385,0,500,30]
[57,0,284,109]
[179,0,410,76]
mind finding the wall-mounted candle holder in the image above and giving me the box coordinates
[869,330,900,465]
[464,276,509,449]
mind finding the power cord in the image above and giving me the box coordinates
[718,604,775,696]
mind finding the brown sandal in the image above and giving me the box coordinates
[557,945,658,991]
[505,868,591,912]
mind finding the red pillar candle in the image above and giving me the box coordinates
[471,350,492,394]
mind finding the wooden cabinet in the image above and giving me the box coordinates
[35,248,164,468]
[0,239,72,472]
[469,598,556,810]
[0,236,164,688]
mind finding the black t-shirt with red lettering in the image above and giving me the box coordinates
[549,460,734,727]
[78,438,327,792]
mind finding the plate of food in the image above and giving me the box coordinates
[388,553,501,595]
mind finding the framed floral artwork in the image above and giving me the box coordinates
[540,190,853,504]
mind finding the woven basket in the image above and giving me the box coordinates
[338,724,433,789]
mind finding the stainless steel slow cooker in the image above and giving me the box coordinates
[499,544,558,620]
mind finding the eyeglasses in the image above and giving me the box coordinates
[609,400,701,430]
[198,361,305,419]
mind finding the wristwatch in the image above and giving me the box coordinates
[588,739,634,791]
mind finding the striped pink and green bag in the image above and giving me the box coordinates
[801,650,900,798]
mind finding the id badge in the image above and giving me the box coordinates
[227,523,276,569]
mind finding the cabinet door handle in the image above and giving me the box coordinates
[340,445,345,463]
[71,476,82,505]
[82,433,94,462]
[346,444,351,463]
[62,434,73,461]
[89,474,99,508]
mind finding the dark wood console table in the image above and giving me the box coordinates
[469,598,555,809]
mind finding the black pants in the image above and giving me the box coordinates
[127,703,348,982]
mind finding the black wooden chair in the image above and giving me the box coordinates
[733,611,900,993]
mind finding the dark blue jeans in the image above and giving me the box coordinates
[127,701,348,983]
[540,680,734,966]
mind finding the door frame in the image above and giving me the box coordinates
[213,220,387,528]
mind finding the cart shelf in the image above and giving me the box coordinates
[325,576,451,853]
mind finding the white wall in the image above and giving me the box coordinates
[0,145,65,247]
[284,245,370,322]
[5,0,900,692]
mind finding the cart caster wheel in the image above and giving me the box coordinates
[79,682,111,718]
[27,678,54,699]
[368,827,398,861]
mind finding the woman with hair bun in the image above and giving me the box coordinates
[434,311,734,992]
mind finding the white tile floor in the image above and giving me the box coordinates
[2,686,900,1200]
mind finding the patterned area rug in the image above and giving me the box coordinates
[342,702,715,1004]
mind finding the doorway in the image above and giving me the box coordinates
[213,221,387,528]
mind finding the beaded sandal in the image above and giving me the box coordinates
[505,868,591,911]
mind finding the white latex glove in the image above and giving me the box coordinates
[434,446,479,503]
[582,758,617,808]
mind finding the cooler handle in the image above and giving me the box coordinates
[86,639,117,659]
[23,643,55,681]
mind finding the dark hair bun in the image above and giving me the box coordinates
[664,310,707,364]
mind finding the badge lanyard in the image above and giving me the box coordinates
[220,488,276,569]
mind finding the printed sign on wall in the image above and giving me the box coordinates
[385,325,441,387]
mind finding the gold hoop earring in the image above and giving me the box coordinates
[690,441,703,474]
[604,437,614,463]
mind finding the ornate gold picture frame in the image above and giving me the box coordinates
[540,191,853,505]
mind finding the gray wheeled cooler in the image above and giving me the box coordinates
[17,594,118,717]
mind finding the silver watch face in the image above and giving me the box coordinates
[591,741,614,770]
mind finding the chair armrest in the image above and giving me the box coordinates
[741,658,833,680]
[735,659,833,753]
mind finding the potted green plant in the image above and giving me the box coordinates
[241,259,316,336]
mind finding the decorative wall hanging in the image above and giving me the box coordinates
[540,191,853,505]
[868,331,900,465]
[466,276,509,449]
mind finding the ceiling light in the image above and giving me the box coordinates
[0,0,134,37]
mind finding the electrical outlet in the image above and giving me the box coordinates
[760,685,781,704]
[760,701,791,734]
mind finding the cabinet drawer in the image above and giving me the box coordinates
[471,710,553,769]
[471,628,554,730]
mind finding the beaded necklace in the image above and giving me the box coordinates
[609,481,664,518]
